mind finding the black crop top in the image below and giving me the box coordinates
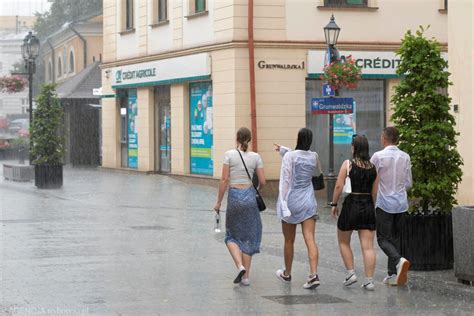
[349,160,377,194]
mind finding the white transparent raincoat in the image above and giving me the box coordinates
[276,146,319,223]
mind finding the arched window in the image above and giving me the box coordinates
[57,57,62,77]
[48,61,52,81]
[69,50,75,73]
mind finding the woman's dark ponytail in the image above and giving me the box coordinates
[237,127,252,152]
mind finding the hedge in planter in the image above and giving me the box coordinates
[30,84,64,189]
[391,26,463,270]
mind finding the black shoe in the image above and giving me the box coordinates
[233,267,246,284]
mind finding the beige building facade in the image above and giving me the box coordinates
[101,0,449,183]
[41,15,103,84]
[449,0,474,205]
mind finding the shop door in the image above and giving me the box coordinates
[155,86,171,173]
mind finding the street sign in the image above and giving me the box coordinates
[312,97,354,114]
[322,84,335,97]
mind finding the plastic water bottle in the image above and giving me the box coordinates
[214,211,221,233]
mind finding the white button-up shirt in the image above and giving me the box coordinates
[371,145,412,214]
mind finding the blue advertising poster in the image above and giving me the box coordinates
[334,101,356,144]
[128,89,138,168]
[190,82,213,175]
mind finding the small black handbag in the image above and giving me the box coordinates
[312,157,325,191]
[236,150,266,212]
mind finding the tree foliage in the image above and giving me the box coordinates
[391,26,463,214]
[33,0,102,39]
[30,84,64,165]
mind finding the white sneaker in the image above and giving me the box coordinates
[343,271,357,286]
[303,274,320,289]
[361,280,375,291]
[383,274,397,285]
[396,257,410,286]
[240,278,250,286]
[275,269,292,283]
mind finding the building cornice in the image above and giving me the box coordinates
[101,40,448,69]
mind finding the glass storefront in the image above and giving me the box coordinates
[306,80,385,173]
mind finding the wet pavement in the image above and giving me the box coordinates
[0,164,473,315]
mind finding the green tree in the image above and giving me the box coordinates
[30,84,64,165]
[33,0,102,39]
[391,26,463,214]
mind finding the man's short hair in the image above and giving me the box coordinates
[382,127,399,145]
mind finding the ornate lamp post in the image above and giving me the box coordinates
[21,31,40,164]
[323,15,341,204]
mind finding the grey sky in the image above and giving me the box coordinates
[0,0,51,16]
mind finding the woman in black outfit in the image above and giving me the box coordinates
[330,135,378,291]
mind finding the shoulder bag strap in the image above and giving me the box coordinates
[347,159,351,176]
[316,153,323,174]
[236,149,260,192]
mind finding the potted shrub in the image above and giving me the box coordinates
[30,84,64,189]
[391,27,463,271]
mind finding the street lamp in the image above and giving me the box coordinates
[323,15,340,204]
[21,31,40,164]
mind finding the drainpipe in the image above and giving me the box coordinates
[68,23,87,69]
[46,39,55,83]
[248,0,258,152]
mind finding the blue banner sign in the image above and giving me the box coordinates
[127,89,138,168]
[190,82,213,176]
[311,97,354,114]
[334,101,357,144]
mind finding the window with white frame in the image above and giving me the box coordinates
[125,0,134,30]
[189,0,206,15]
[324,0,368,7]
[158,0,168,22]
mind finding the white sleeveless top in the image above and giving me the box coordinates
[223,149,263,185]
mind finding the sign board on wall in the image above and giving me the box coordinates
[128,89,138,168]
[111,53,211,88]
[190,82,213,176]
[307,50,448,78]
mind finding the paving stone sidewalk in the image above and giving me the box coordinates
[0,165,472,315]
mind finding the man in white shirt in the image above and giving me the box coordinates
[371,127,412,286]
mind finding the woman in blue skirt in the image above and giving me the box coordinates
[214,127,266,286]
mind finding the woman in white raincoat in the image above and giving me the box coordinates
[274,128,321,290]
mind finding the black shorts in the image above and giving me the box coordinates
[337,194,376,231]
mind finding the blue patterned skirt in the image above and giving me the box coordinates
[225,187,262,256]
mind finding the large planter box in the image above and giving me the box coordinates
[453,206,474,285]
[400,213,453,271]
[35,165,63,189]
[3,164,34,181]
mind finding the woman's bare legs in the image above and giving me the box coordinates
[358,230,376,278]
[226,242,243,269]
[242,254,252,278]
[337,229,354,270]
[282,222,297,275]
[301,218,319,275]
